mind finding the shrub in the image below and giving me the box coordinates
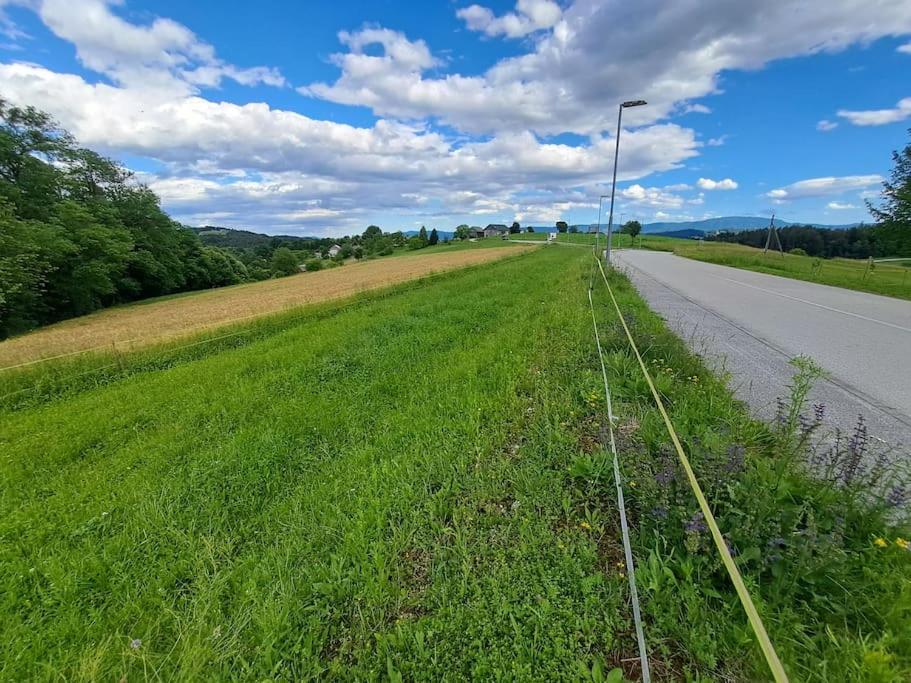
[789,247,808,256]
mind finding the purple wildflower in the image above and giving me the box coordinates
[813,403,826,423]
[724,444,745,473]
[684,511,707,534]
[655,468,674,485]
[887,485,908,508]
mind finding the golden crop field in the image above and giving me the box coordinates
[0,245,532,368]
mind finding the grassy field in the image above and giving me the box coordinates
[1,246,908,680]
[0,243,528,369]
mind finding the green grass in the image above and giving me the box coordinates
[1,246,908,681]
[1,247,631,680]
[385,238,523,257]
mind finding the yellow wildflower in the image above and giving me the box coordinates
[896,538,909,550]
[874,537,888,548]
[579,521,591,530]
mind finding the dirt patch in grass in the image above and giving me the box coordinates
[0,246,531,368]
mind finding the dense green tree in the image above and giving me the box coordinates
[556,221,568,233]
[869,129,911,256]
[526,226,534,233]
[428,228,439,245]
[622,220,642,240]
[0,99,248,337]
[453,224,470,240]
[363,225,382,240]
[509,221,521,234]
[418,226,428,244]
[270,247,299,276]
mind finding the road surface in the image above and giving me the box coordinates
[614,249,911,454]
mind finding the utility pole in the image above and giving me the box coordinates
[605,100,647,267]
[762,213,783,255]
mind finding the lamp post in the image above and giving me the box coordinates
[605,99,647,266]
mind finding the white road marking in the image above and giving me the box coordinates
[715,276,911,334]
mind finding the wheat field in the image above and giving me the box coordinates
[0,245,531,368]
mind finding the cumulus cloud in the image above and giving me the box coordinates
[306,0,911,135]
[0,59,700,233]
[4,0,285,95]
[899,42,911,54]
[681,103,711,114]
[827,201,857,210]
[816,119,838,131]
[697,177,737,190]
[457,0,562,38]
[766,175,882,200]
[837,97,911,126]
[619,183,690,208]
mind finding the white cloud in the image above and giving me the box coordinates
[837,97,911,126]
[816,119,838,131]
[898,42,911,54]
[6,0,285,95]
[0,60,700,233]
[827,201,857,210]
[306,0,911,136]
[457,0,562,38]
[697,177,738,190]
[706,135,728,146]
[766,175,882,200]
[681,103,711,114]
[620,184,686,208]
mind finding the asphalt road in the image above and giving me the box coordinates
[614,249,911,454]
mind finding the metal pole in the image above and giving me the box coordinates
[605,104,623,267]
[591,195,607,291]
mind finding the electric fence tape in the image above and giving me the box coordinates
[593,255,789,683]
[587,285,651,682]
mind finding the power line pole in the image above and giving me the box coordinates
[762,213,783,255]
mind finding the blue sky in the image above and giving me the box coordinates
[1,0,909,235]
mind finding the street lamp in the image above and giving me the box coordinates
[605,99,647,266]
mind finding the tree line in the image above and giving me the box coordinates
[710,129,910,258]
[0,101,253,338]
[707,224,880,258]
[0,101,427,338]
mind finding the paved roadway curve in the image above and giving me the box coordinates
[613,249,911,455]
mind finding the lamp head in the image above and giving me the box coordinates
[621,100,647,108]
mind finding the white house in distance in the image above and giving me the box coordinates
[327,244,342,258]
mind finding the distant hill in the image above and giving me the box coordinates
[641,216,864,234]
[650,228,706,239]
[519,217,864,236]
[191,226,324,250]
[404,229,454,240]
